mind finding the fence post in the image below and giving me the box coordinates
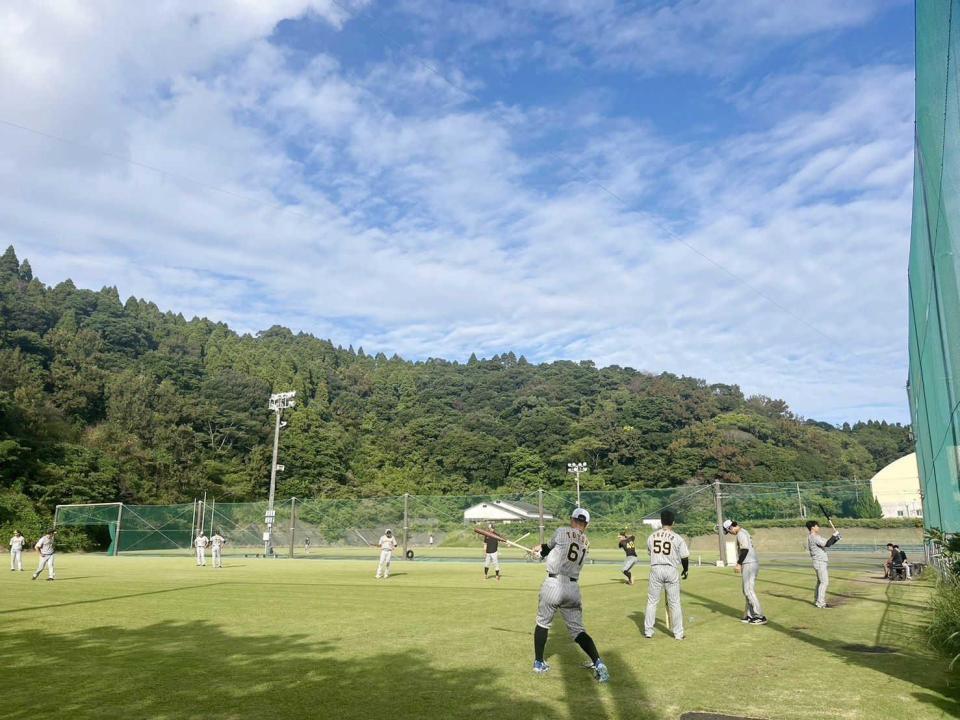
[403,493,410,559]
[714,480,725,566]
[289,497,296,558]
[115,503,123,557]
[209,496,215,536]
[538,488,545,545]
[190,499,197,544]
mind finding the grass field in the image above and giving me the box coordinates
[2,554,957,720]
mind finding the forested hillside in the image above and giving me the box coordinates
[0,246,913,526]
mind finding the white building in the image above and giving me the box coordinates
[463,500,555,524]
[870,453,923,519]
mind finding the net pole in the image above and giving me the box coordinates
[190,499,197,541]
[289,497,296,558]
[115,503,123,556]
[714,481,725,566]
[403,493,409,558]
[209,497,215,536]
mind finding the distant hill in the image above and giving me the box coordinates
[0,245,913,525]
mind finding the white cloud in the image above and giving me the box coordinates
[0,2,914,423]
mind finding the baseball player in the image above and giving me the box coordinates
[643,510,689,640]
[9,530,25,571]
[806,520,841,608]
[723,520,767,625]
[304,537,311,554]
[375,529,398,579]
[210,530,226,568]
[483,524,501,581]
[617,530,639,585]
[532,508,610,683]
[194,531,209,566]
[32,529,55,581]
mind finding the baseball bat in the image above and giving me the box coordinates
[353,529,374,546]
[664,587,672,628]
[817,504,839,533]
[473,527,535,554]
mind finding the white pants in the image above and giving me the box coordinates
[484,552,500,571]
[10,549,22,570]
[35,554,55,578]
[212,547,222,568]
[376,550,393,578]
[814,561,829,607]
[644,565,684,638]
[536,576,585,639]
[741,562,763,618]
[196,547,206,565]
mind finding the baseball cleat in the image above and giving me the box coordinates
[31,573,37,580]
[674,635,685,641]
[46,577,54,581]
[593,661,610,683]
[533,660,550,674]
[748,616,767,625]
[740,616,751,623]
[643,633,653,639]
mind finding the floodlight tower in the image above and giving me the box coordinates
[265,391,296,555]
[567,462,588,507]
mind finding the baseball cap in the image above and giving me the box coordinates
[722,519,734,533]
[571,508,591,524]
[385,528,393,534]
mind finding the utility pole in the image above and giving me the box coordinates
[538,488,545,545]
[714,480,725,566]
[402,493,410,559]
[795,483,804,518]
[567,462,588,507]
[265,391,296,556]
[289,497,296,558]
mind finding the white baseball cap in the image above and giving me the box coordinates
[571,508,591,524]
[722,519,735,533]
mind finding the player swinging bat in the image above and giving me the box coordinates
[807,505,842,609]
[529,508,609,682]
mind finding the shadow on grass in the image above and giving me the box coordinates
[0,583,222,615]
[759,575,927,611]
[683,588,960,715]
[0,620,557,720]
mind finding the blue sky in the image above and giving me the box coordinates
[0,1,916,423]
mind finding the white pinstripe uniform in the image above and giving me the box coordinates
[644,528,689,639]
[376,532,397,578]
[535,527,589,638]
[32,534,55,579]
[211,533,226,568]
[9,533,24,571]
[194,534,208,566]
[734,528,763,619]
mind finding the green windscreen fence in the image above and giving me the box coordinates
[53,480,907,559]
[908,0,960,534]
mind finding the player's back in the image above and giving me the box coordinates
[647,528,688,567]
[545,527,588,578]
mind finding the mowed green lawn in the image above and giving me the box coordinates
[1,554,957,720]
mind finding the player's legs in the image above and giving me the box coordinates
[46,554,55,579]
[558,584,609,682]
[10,549,16,570]
[33,554,48,579]
[534,578,560,669]
[623,556,637,584]
[492,551,500,579]
[16,549,22,570]
[213,548,221,568]
[814,561,829,607]
[664,572,684,638]
[643,567,665,637]
[484,552,491,576]
[742,563,764,618]
[376,550,388,577]
[196,546,202,565]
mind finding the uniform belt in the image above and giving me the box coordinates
[548,573,577,582]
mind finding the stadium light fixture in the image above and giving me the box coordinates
[567,462,588,507]
[265,391,296,555]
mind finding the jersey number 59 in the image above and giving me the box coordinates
[652,540,672,555]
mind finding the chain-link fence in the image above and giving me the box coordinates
[54,481,921,564]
